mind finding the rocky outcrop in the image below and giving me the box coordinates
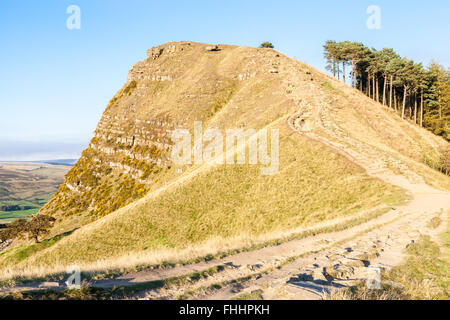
[205,45,220,51]
[39,41,290,219]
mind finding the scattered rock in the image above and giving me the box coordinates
[312,268,329,282]
[324,264,354,280]
[224,262,240,269]
[205,45,220,52]
[0,239,12,252]
[39,282,60,288]
[148,47,164,60]
[405,240,415,248]
[249,264,263,271]
[339,258,366,268]
[327,253,344,262]
[355,250,379,261]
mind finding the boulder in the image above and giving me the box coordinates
[148,47,164,60]
[324,264,354,280]
[338,257,366,268]
[312,268,329,282]
[205,45,220,52]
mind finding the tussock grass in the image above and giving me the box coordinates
[386,235,449,299]
[428,216,442,229]
[323,283,409,300]
[231,289,264,300]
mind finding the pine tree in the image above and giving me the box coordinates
[322,40,449,142]
[377,48,399,107]
[395,58,415,119]
[426,62,450,139]
[367,49,383,102]
[324,40,338,78]
[337,42,349,84]
[386,58,403,110]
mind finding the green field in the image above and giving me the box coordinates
[0,193,53,223]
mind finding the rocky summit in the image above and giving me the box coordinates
[39,41,316,219]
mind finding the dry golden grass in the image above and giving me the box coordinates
[0,124,406,281]
[323,284,410,300]
[1,42,448,285]
[318,78,449,183]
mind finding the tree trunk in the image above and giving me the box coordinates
[350,61,354,87]
[342,62,346,84]
[337,63,340,81]
[373,75,376,100]
[376,77,379,102]
[389,75,393,110]
[359,71,363,91]
[352,61,356,88]
[368,76,371,98]
[394,89,397,111]
[414,93,417,124]
[420,89,424,127]
[394,89,398,112]
[383,76,387,106]
[402,86,407,119]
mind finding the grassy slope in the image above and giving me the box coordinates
[1,42,448,281]
[308,72,450,191]
[0,125,406,279]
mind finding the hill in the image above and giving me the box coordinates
[0,42,448,287]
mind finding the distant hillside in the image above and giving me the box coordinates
[0,162,71,223]
[35,159,78,166]
[0,141,83,163]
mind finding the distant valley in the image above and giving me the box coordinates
[0,161,73,223]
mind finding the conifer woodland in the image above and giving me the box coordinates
[323,41,450,145]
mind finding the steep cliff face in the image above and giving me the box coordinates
[40,42,299,218]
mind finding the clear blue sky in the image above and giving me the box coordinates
[1,0,449,160]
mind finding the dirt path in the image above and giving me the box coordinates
[3,170,447,299]
[200,187,448,300]
[140,159,449,300]
[3,141,448,300]
[2,84,449,300]
[178,92,450,300]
